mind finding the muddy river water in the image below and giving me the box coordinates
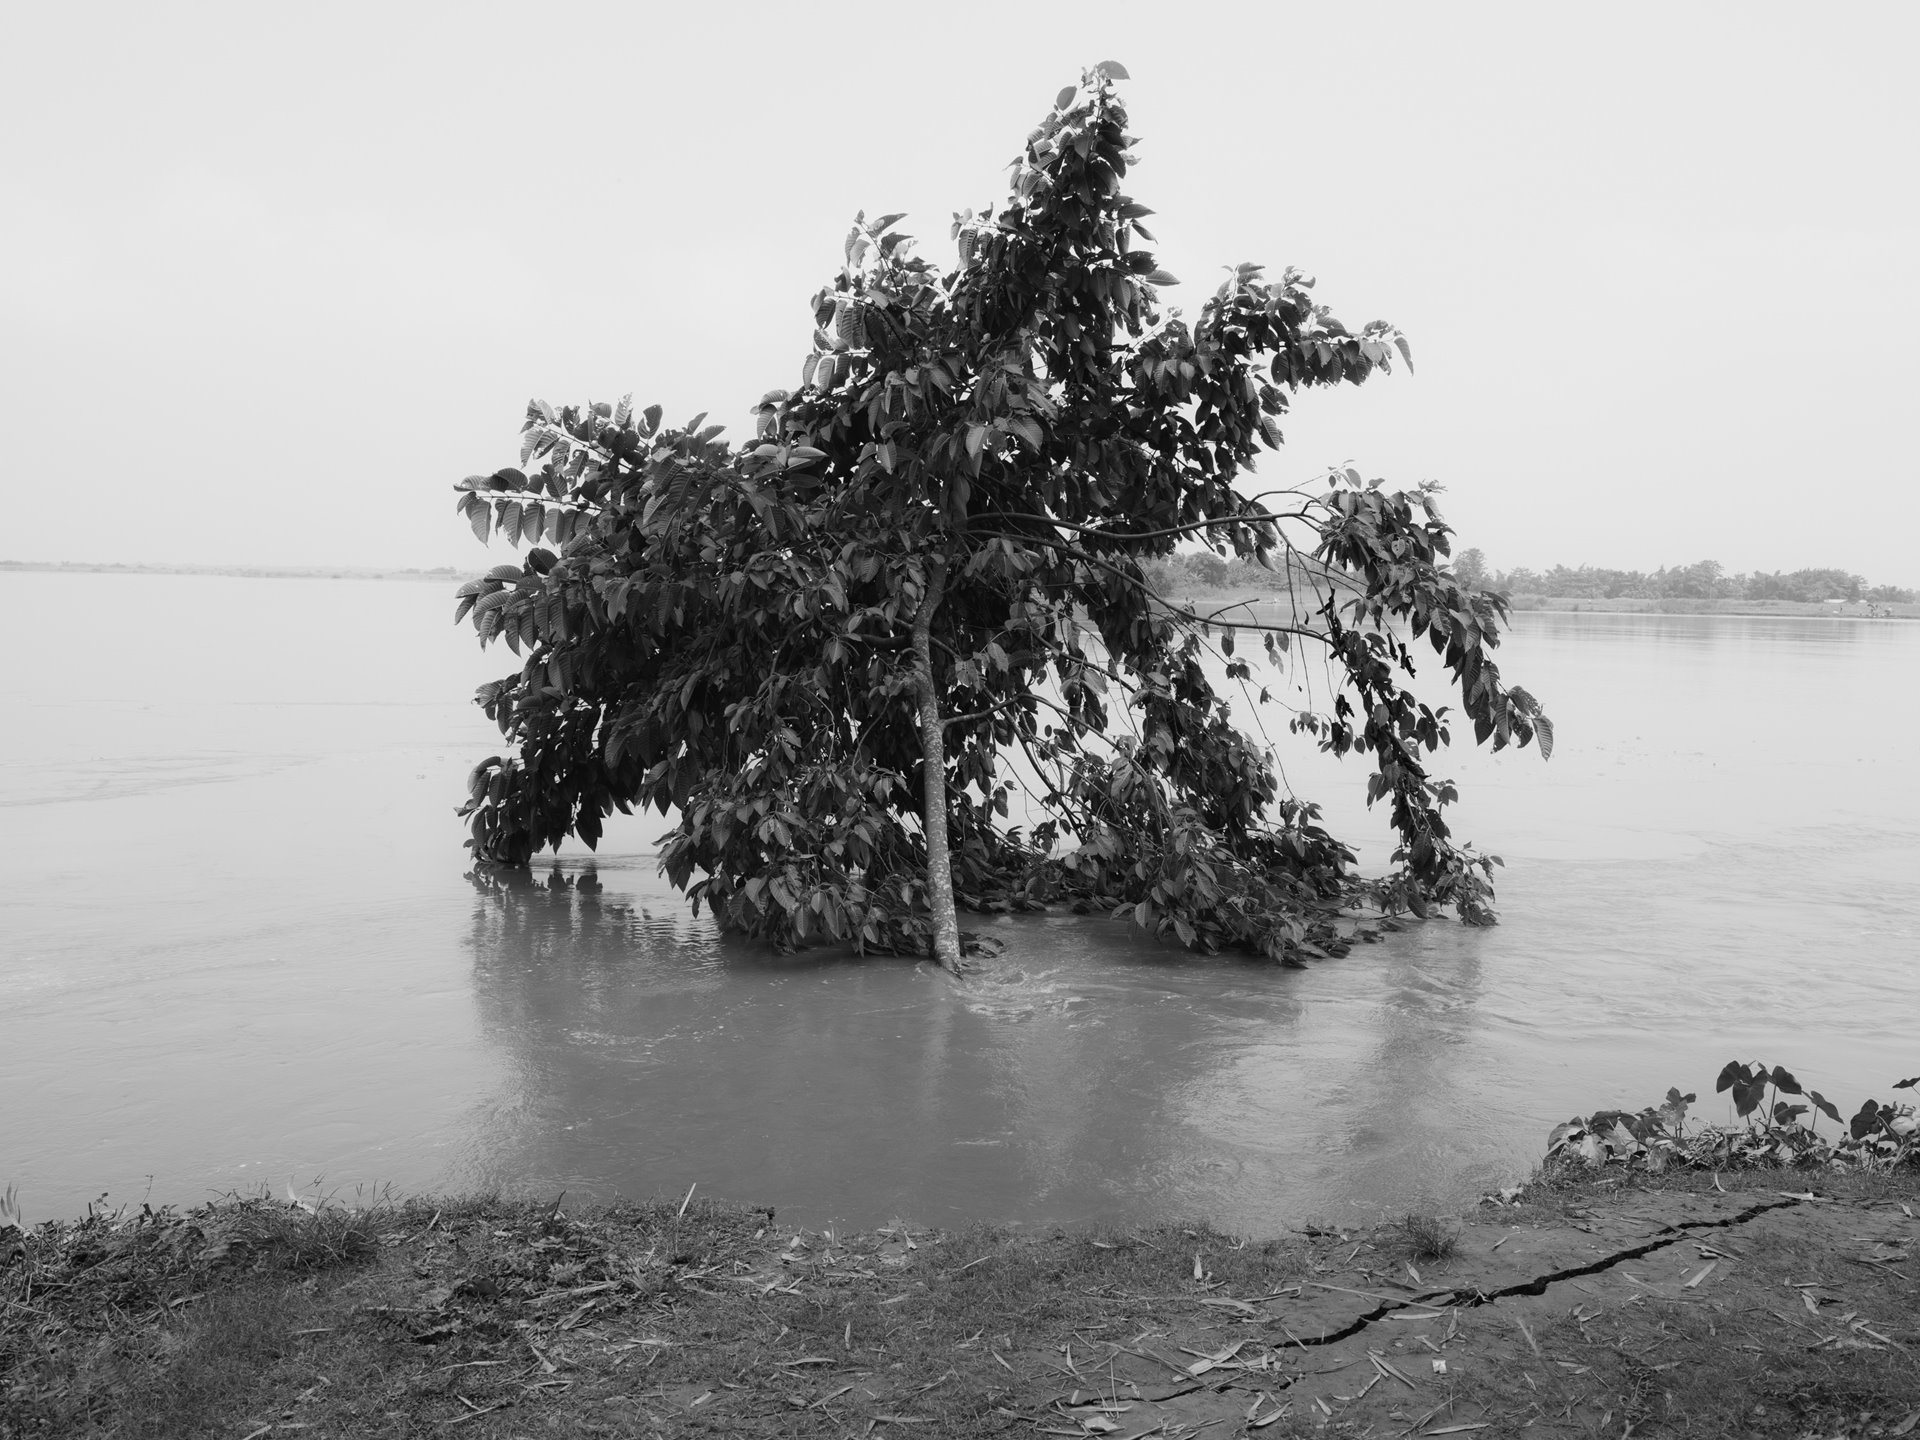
[4,572,1915,1231]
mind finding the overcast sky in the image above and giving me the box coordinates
[5,3,1915,582]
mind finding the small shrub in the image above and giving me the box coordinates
[1546,1062,1919,1175]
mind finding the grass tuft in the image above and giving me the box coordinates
[1399,1211,1458,1262]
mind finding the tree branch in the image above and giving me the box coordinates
[975,508,1315,545]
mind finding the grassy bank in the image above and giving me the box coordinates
[4,1170,1915,1438]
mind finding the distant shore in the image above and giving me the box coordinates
[1161,587,1920,621]
[1507,593,1920,619]
[10,564,1917,620]
[0,559,477,584]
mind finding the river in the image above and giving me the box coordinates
[3,572,1915,1231]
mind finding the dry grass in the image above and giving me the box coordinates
[1397,1213,1459,1264]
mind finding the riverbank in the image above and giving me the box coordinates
[1506,595,1920,619]
[0,561,474,584]
[1159,587,1920,622]
[5,1170,1914,1438]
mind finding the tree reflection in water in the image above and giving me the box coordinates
[447,858,1536,1233]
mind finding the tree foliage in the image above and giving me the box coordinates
[450,63,1548,968]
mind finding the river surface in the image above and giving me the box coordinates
[3,572,1915,1231]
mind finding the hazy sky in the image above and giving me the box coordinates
[5,3,1915,581]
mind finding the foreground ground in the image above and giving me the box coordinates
[3,1170,1915,1439]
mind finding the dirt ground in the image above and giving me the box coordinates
[1003,1175,1920,1438]
[3,1171,1916,1438]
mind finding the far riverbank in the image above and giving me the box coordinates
[0,560,478,584]
[12,563,1915,619]
[1160,587,1920,621]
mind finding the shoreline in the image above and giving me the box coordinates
[9,564,1916,622]
[6,1169,1914,1437]
[10,564,1915,620]
[0,560,476,584]
[1161,588,1920,622]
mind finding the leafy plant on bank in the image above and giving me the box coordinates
[449,63,1549,969]
[1545,1063,1920,1174]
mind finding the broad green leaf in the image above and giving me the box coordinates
[833,299,868,348]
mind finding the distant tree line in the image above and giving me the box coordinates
[1140,549,1345,597]
[1455,551,1913,604]
[1147,548,1913,605]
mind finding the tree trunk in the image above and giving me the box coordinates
[910,556,963,972]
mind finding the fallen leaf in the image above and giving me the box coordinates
[1197,1295,1258,1317]
[1513,1315,1542,1356]
[1182,1339,1248,1375]
[1369,1351,1418,1389]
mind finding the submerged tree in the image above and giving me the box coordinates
[450,63,1550,971]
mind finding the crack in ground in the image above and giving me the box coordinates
[1271,1195,1804,1350]
[1106,1197,1813,1407]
